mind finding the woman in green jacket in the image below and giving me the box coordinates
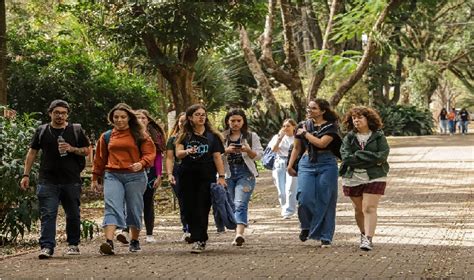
[340,106,390,251]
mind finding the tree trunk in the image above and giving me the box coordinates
[0,0,6,106]
[329,0,402,107]
[391,50,404,105]
[279,0,305,117]
[307,0,343,100]
[142,33,197,113]
[239,26,280,115]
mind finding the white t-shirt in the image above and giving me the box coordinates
[268,134,294,158]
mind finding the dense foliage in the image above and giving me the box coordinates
[376,105,435,136]
[0,109,40,243]
[7,3,164,138]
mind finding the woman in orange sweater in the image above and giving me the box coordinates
[92,103,156,255]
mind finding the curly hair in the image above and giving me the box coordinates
[342,106,383,132]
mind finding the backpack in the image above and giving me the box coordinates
[262,146,276,170]
[38,123,86,171]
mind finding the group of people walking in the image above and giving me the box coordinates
[438,107,470,135]
[20,98,390,259]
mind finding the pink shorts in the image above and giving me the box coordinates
[343,182,386,197]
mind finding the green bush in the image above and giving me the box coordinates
[0,108,40,243]
[376,104,434,136]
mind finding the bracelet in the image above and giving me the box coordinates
[22,174,29,178]
[218,175,225,178]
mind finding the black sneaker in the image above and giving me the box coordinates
[116,232,129,245]
[299,229,309,242]
[38,248,53,259]
[321,240,332,248]
[99,240,115,255]
[129,239,142,252]
[191,241,206,254]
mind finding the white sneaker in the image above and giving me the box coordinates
[181,232,192,243]
[145,235,156,243]
[360,234,373,251]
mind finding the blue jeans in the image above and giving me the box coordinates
[226,164,256,225]
[36,182,81,251]
[439,120,448,134]
[297,153,338,242]
[449,120,456,134]
[460,121,469,134]
[272,156,297,216]
[103,171,147,229]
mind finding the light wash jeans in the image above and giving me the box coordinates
[439,120,448,134]
[272,156,297,217]
[297,153,338,242]
[226,164,256,225]
[103,171,147,229]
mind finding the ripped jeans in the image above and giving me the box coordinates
[226,164,256,225]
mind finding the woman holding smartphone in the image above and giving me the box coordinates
[222,108,263,246]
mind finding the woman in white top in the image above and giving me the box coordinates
[268,119,297,218]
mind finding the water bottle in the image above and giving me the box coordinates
[57,135,68,157]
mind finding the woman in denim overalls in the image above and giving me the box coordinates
[222,109,263,246]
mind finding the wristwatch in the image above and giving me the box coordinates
[218,174,225,178]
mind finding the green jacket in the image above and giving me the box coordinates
[339,130,390,180]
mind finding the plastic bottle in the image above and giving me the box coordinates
[57,135,68,157]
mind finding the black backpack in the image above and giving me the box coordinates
[38,123,86,171]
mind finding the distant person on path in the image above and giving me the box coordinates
[268,119,298,219]
[175,104,227,253]
[92,103,156,255]
[339,106,390,251]
[438,108,448,135]
[165,112,190,242]
[221,109,263,246]
[447,108,457,135]
[288,99,342,248]
[459,108,470,135]
[20,99,90,259]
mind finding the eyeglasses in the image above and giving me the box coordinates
[52,111,68,116]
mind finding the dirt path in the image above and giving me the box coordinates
[1,134,473,279]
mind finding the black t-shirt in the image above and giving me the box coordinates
[226,139,245,165]
[31,124,90,184]
[295,119,342,160]
[180,130,224,165]
[439,111,448,120]
[460,111,469,121]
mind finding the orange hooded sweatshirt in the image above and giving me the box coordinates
[92,128,156,181]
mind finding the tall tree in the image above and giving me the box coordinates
[87,1,263,113]
[0,0,6,106]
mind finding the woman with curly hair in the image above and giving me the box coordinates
[339,106,390,251]
[92,103,156,255]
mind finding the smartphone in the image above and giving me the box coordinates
[232,143,243,148]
